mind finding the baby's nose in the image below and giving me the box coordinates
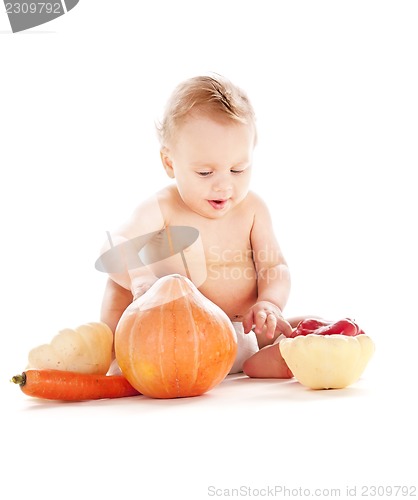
[213,175,232,193]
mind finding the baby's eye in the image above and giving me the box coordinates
[230,169,245,174]
[197,171,212,177]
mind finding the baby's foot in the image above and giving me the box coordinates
[242,341,293,379]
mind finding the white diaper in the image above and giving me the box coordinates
[228,321,259,374]
[107,321,260,376]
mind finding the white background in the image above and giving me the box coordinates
[1,1,417,499]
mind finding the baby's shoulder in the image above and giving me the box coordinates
[116,187,175,237]
[128,185,175,217]
[155,184,180,207]
[242,190,271,214]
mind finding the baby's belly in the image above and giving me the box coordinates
[199,263,258,319]
[140,242,258,318]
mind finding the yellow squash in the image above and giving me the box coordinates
[280,333,375,389]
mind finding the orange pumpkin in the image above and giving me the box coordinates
[115,274,238,398]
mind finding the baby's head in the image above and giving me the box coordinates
[158,75,257,219]
[157,74,257,149]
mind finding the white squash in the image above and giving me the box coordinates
[27,322,113,375]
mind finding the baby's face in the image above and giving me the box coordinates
[163,113,255,219]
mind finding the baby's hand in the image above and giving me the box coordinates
[130,273,159,300]
[242,301,293,340]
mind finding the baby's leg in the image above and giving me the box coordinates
[242,340,293,379]
[243,315,321,379]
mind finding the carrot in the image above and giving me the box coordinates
[11,369,141,401]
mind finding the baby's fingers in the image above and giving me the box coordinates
[265,313,277,339]
[254,310,269,334]
[242,312,255,334]
[276,318,293,338]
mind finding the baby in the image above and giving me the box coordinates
[99,74,307,378]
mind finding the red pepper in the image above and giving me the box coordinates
[289,318,333,337]
[290,318,333,337]
[291,318,363,338]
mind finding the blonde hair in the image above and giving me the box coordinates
[156,74,257,148]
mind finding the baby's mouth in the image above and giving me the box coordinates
[208,199,228,210]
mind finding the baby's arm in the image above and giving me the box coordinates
[98,193,167,294]
[100,278,133,333]
[242,195,292,341]
[98,193,168,334]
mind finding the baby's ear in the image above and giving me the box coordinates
[160,149,175,178]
